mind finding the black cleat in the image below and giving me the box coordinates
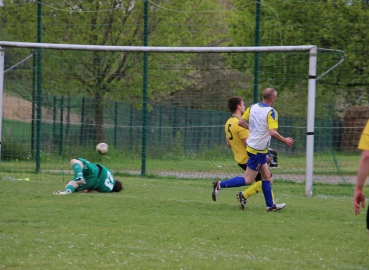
[237,192,247,210]
[212,181,221,201]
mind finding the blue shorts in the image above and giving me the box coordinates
[246,152,267,172]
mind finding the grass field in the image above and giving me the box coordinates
[0,176,368,269]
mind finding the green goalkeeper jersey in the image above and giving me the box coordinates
[75,158,115,193]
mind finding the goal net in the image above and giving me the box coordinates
[0,42,353,197]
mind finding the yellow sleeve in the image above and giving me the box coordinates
[267,109,278,130]
[241,107,251,121]
[358,120,369,151]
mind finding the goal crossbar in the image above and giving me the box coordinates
[0,41,317,197]
[0,41,315,53]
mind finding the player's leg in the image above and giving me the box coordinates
[53,180,79,195]
[269,169,275,203]
[263,167,275,202]
[236,153,261,210]
[54,158,86,194]
[212,176,246,201]
[212,164,248,201]
[260,164,274,209]
[236,166,259,210]
[260,164,285,212]
[70,158,86,185]
[243,168,275,200]
[242,171,262,200]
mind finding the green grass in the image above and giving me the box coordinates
[1,176,368,269]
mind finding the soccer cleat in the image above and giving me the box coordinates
[75,177,86,186]
[53,190,71,195]
[212,181,221,201]
[266,203,286,212]
[236,192,247,210]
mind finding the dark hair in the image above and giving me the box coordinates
[112,180,123,192]
[228,96,243,113]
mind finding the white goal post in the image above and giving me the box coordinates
[0,41,317,196]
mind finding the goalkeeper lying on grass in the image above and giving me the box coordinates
[53,158,123,195]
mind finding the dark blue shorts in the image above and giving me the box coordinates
[246,152,268,172]
[237,163,272,181]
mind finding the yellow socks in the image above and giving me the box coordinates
[243,181,262,199]
[243,181,275,203]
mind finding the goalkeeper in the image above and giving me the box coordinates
[212,96,276,205]
[53,158,123,195]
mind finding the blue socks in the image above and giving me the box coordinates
[262,180,274,207]
[220,176,246,188]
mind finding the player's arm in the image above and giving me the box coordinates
[353,122,369,214]
[238,107,250,129]
[269,129,293,147]
[238,125,248,147]
[355,150,369,190]
[238,118,248,129]
[353,150,369,214]
[268,110,293,147]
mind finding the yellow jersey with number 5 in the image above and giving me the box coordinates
[224,116,249,164]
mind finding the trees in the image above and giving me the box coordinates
[0,0,227,141]
[228,0,369,118]
[3,0,368,137]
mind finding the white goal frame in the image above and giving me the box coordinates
[0,41,317,196]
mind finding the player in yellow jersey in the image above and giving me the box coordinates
[238,88,293,212]
[212,96,274,207]
[353,119,369,243]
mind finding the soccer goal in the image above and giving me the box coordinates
[0,41,347,197]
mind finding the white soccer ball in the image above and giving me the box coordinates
[96,142,108,155]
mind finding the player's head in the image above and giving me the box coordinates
[263,88,277,104]
[228,96,245,113]
[112,180,123,192]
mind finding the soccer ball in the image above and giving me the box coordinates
[96,142,108,155]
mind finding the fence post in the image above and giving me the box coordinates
[114,101,118,149]
[59,97,64,156]
[79,97,85,146]
[52,96,57,146]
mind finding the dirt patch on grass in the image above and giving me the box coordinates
[2,93,81,123]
